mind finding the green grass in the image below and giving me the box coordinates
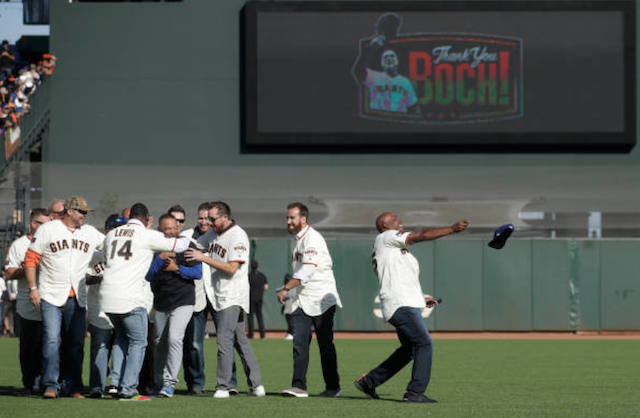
[0,338,638,417]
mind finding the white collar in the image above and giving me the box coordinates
[296,225,311,240]
[127,219,145,227]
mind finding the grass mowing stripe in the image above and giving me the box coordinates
[0,338,638,417]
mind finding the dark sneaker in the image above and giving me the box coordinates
[318,388,342,397]
[188,387,204,395]
[107,385,118,397]
[354,375,379,400]
[402,391,437,403]
[88,388,103,399]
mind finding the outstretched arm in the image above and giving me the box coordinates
[406,220,468,246]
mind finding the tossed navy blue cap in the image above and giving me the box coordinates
[488,223,514,249]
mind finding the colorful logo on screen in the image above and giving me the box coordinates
[352,13,523,124]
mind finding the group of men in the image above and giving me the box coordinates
[3,195,468,403]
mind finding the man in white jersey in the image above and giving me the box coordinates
[100,203,190,401]
[354,212,468,403]
[3,208,50,396]
[185,201,264,398]
[277,203,342,398]
[25,196,106,399]
[85,214,128,398]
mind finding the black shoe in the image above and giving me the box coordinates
[402,391,437,403]
[188,387,204,395]
[354,374,379,400]
[318,388,342,397]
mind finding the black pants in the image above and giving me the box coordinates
[285,314,294,335]
[248,301,265,339]
[291,306,339,391]
[19,315,42,389]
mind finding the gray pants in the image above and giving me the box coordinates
[216,305,261,390]
[154,305,194,389]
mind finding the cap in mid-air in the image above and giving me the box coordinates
[488,224,514,250]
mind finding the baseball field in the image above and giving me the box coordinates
[0,336,638,418]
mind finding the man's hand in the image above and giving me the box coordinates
[29,288,41,309]
[277,288,288,305]
[425,296,439,308]
[451,220,469,233]
[159,252,176,261]
[185,248,205,262]
[163,258,179,272]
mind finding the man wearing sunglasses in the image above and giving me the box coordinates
[3,208,50,396]
[168,205,186,233]
[48,199,65,220]
[25,196,106,399]
[186,201,264,398]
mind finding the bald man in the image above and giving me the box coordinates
[355,212,467,403]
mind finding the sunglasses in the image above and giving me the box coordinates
[208,216,221,223]
[175,218,185,224]
[52,210,64,216]
[34,220,45,225]
[74,209,88,215]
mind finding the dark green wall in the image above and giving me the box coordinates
[253,238,640,332]
[49,0,640,168]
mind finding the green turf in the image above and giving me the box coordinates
[0,338,638,417]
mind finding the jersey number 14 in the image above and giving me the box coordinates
[110,240,133,261]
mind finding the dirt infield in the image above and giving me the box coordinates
[262,331,640,340]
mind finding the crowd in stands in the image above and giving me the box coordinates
[0,39,57,139]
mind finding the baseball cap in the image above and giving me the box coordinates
[64,196,93,212]
[488,223,514,250]
[105,213,127,230]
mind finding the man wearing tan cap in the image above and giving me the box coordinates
[25,196,106,399]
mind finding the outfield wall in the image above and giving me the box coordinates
[253,239,640,332]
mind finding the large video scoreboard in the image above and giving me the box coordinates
[242,1,636,152]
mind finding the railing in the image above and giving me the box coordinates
[0,78,51,180]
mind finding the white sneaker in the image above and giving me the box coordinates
[252,385,266,397]
[213,389,230,399]
[284,334,294,340]
[282,387,309,397]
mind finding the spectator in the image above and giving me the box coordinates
[248,261,268,339]
[0,41,14,79]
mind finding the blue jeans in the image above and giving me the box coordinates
[41,297,86,395]
[107,308,148,396]
[89,325,113,392]
[183,308,206,390]
[367,307,434,394]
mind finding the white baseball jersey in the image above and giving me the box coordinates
[373,230,426,321]
[28,219,105,308]
[202,223,250,313]
[5,235,41,321]
[291,225,342,317]
[100,219,190,314]
[196,229,218,306]
[182,228,208,312]
[85,251,112,330]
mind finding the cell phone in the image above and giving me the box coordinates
[426,298,443,308]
